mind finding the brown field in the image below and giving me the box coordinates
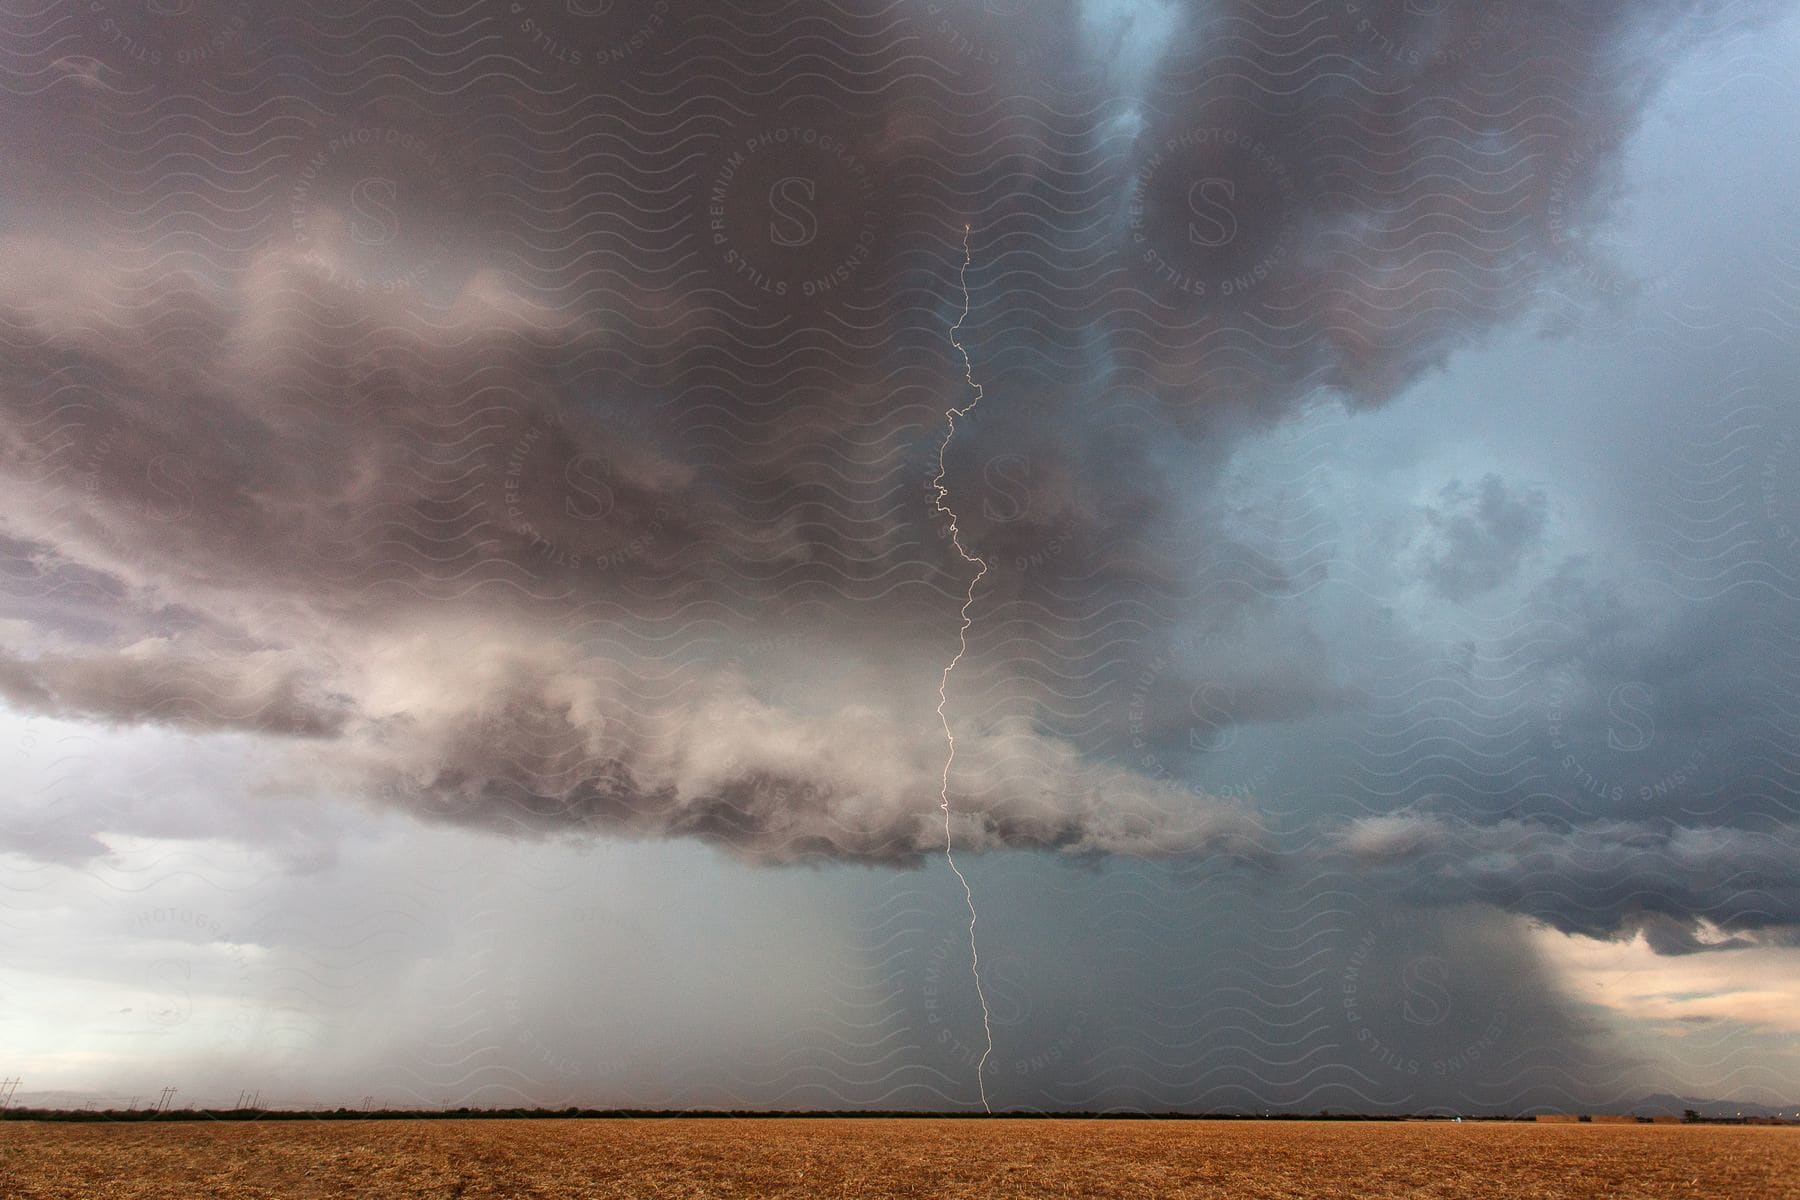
[2,1118,1796,1199]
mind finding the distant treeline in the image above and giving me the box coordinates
[2,1108,1532,1123]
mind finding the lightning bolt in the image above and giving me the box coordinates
[934,222,994,1113]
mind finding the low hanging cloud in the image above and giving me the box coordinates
[1334,814,1800,944]
[0,642,350,738]
[1413,475,1550,602]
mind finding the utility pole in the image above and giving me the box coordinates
[0,1078,20,1110]
[154,1086,177,1114]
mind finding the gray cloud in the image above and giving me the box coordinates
[2,0,1800,1119]
[1414,475,1549,602]
[0,643,350,737]
[0,3,1790,914]
[1337,815,1800,941]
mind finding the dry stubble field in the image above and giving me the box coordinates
[1,1118,1796,1199]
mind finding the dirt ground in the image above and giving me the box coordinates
[2,1117,1796,1199]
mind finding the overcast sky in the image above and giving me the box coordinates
[1,0,1798,1115]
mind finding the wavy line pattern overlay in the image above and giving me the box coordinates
[0,0,1796,1118]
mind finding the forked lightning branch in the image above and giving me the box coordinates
[935,224,996,1113]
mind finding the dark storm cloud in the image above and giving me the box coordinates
[0,644,350,737]
[1108,0,1722,420]
[1414,475,1549,602]
[1335,814,1800,941]
[0,0,1788,900]
[1634,913,1757,957]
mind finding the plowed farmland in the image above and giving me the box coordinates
[2,1117,1796,1199]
